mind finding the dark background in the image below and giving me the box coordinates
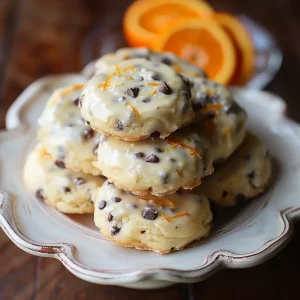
[0,0,299,299]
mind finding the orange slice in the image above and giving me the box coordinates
[153,19,236,84]
[123,0,214,48]
[214,13,254,85]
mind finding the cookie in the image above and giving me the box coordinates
[191,78,247,164]
[93,181,212,254]
[23,144,105,214]
[93,47,207,79]
[38,84,102,175]
[80,58,195,141]
[198,133,272,207]
[93,127,214,196]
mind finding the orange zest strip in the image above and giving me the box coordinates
[127,104,141,118]
[50,84,84,104]
[38,148,52,159]
[159,212,190,222]
[139,196,175,208]
[115,64,121,76]
[98,72,116,90]
[222,127,230,141]
[147,82,161,86]
[200,103,223,114]
[152,90,157,96]
[167,139,202,157]
[172,62,182,73]
[122,66,135,72]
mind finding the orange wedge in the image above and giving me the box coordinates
[123,0,214,48]
[153,19,236,84]
[214,13,254,85]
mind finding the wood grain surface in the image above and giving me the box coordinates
[0,0,299,299]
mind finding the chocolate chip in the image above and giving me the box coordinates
[63,187,71,193]
[115,121,124,131]
[108,213,113,222]
[170,158,176,162]
[111,226,121,235]
[135,152,145,158]
[145,154,160,163]
[86,121,90,125]
[142,208,158,220]
[247,171,256,180]
[170,247,175,252]
[208,199,217,218]
[118,96,126,101]
[74,177,86,185]
[141,230,146,234]
[265,150,270,158]
[158,82,172,95]
[236,194,247,203]
[160,172,169,184]
[155,148,164,153]
[244,153,251,160]
[125,87,139,98]
[93,142,99,155]
[161,57,172,65]
[151,73,161,81]
[206,112,215,119]
[131,204,138,209]
[72,97,79,106]
[82,128,94,140]
[142,97,151,103]
[180,75,191,88]
[150,131,161,138]
[114,197,122,203]
[98,200,107,210]
[55,160,65,169]
[222,190,228,198]
[35,189,44,200]
[79,94,84,107]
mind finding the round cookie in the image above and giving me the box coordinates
[80,58,195,141]
[24,144,105,214]
[93,181,212,254]
[191,78,247,164]
[198,133,272,207]
[38,84,102,175]
[93,47,207,79]
[94,127,214,196]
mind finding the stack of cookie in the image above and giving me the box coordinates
[23,48,272,254]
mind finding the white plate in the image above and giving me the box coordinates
[1,75,300,289]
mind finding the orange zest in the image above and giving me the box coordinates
[115,64,121,76]
[152,90,157,96]
[122,65,135,72]
[153,19,236,84]
[200,103,223,114]
[38,147,52,159]
[167,138,202,157]
[50,84,84,104]
[159,212,190,222]
[147,82,161,86]
[139,196,175,208]
[222,127,230,141]
[127,104,141,118]
[98,72,116,90]
[123,0,214,48]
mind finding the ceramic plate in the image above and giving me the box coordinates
[1,74,300,289]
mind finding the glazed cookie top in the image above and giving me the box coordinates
[38,85,102,167]
[199,133,272,206]
[81,58,195,141]
[94,47,207,79]
[94,126,214,196]
[94,180,212,238]
[24,144,105,212]
[191,78,247,163]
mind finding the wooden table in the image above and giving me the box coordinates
[0,0,299,298]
